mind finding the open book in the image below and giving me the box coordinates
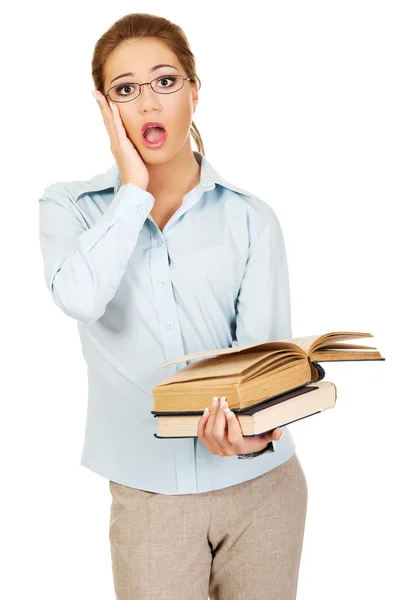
[152,331,384,412]
[153,381,337,438]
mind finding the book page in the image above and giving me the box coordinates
[158,340,305,369]
[280,335,323,354]
[286,331,373,355]
[157,331,374,369]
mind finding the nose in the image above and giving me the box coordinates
[137,82,162,110]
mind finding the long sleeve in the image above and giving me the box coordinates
[232,209,292,458]
[232,209,292,347]
[38,182,155,324]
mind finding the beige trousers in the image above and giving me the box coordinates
[109,452,308,600]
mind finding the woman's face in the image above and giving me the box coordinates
[103,38,198,163]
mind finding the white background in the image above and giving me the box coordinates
[1,1,398,598]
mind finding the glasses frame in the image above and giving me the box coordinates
[105,74,194,103]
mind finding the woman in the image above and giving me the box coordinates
[38,12,308,600]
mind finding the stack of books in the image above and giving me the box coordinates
[151,331,385,439]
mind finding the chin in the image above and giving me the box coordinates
[136,134,187,163]
[140,144,174,163]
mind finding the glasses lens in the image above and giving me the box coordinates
[108,75,184,102]
[109,82,140,102]
[151,74,184,94]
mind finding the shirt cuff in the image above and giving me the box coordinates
[103,182,155,224]
[237,440,275,459]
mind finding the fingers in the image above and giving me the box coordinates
[224,404,244,447]
[94,90,130,152]
[204,397,225,455]
[109,101,129,145]
[210,397,232,451]
[271,427,284,440]
[93,90,115,143]
[197,405,216,455]
[225,404,283,454]
[197,396,285,457]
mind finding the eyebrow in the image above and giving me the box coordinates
[110,64,179,85]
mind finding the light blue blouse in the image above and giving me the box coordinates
[38,150,296,494]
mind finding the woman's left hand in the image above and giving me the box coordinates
[197,396,284,457]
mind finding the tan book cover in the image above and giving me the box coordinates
[152,331,384,412]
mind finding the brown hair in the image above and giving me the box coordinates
[91,12,205,156]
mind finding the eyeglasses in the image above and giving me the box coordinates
[105,74,194,103]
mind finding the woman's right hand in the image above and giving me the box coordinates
[93,90,149,190]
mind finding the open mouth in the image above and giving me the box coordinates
[141,123,168,148]
[142,125,167,143]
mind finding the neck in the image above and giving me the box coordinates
[145,143,201,198]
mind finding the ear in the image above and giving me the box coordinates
[191,81,199,112]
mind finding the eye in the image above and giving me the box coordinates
[156,76,177,89]
[114,83,138,97]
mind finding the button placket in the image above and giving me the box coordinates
[149,232,196,492]
[150,235,186,371]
